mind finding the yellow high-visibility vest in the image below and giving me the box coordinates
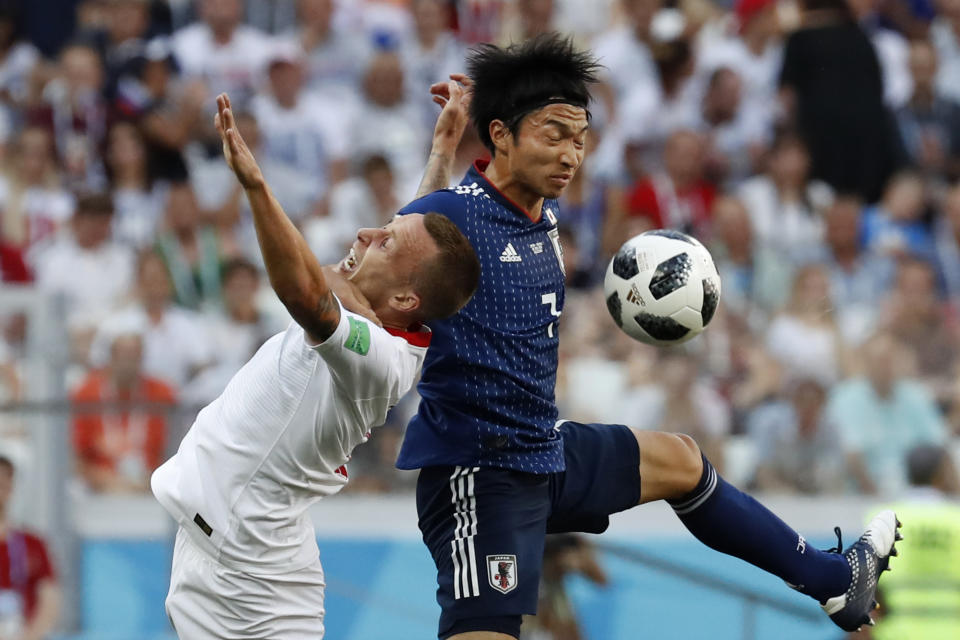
[873,500,960,640]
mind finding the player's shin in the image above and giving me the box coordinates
[668,455,851,603]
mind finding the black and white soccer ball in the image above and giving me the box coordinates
[604,230,721,346]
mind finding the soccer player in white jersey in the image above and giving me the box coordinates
[150,92,480,639]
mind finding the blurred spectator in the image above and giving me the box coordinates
[685,66,766,185]
[104,121,164,248]
[934,180,960,303]
[695,0,782,123]
[306,154,399,264]
[0,6,40,113]
[401,0,465,129]
[91,250,214,389]
[930,0,960,104]
[736,130,832,260]
[171,0,272,110]
[522,535,607,640]
[827,332,947,495]
[72,331,175,493]
[96,0,152,101]
[748,378,846,494]
[249,44,349,209]
[615,39,696,174]
[622,129,716,240]
[154,182,225,311]
[849,0,912,109]
[30,42,107,191]
[709,194,792,320]
[882,258,960,401]
[765,264,848,386]
[811,193,893,342]
[861,170,935,261]
[0,455,59,639]
[868,444,960,640]
[184,258,276,403]
[351,50,429,199]
[33,192,134,339]
[116,37,201,183]
[500,0,557,43]
[592,0,660,106]
[619,349,730,468]
[280,0,372,101]
[896,39,960,180]
[780,0,903,202]
[0,126,73,255]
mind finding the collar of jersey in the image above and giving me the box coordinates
[386,324,432,348]
[470,159,544,224]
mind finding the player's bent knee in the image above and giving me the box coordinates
[632,429,704,502]
[672,433,704,491]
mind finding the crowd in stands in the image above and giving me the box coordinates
[0,0,959,500]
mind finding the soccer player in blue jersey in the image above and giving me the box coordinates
[395,34,900,640]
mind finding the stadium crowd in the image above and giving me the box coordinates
[0,0,959,499]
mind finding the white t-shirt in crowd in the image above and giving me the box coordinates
[91,305,215,388]
[33,235,134,328]
[591,26,657,101]
[171,23,273,108]
[250,90,350,201]
[736,175,833,260]
[151,302,429,573]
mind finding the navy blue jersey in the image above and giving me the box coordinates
[396,161,567,473]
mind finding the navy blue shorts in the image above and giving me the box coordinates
[415,421,641,639]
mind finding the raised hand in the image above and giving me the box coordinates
[214,93,264,189]
[429,73,473,151]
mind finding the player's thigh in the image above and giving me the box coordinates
[417,466,551,639]
[631,428,703,503]
[547,421,642,534]
[447,633,517,640]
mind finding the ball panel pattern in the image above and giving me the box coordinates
[701,278,719,326]
[649,253,693,300]
[606,291,623,328]
[612,245,640,280]
[633,312,691,341]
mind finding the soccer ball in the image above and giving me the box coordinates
[604,230,721,346]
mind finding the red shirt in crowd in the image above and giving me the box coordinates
[0,530,55,621]
[627,174,717,239]
[72,371,176,475]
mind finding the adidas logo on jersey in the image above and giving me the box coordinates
[500,243,522,262]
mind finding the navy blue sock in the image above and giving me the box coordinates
[669,455,851,603]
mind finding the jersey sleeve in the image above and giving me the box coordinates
[309,298,423,426]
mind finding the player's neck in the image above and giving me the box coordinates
[483,160,544,221]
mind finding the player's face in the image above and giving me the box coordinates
[510,104,588,200]
[336,214,435,313]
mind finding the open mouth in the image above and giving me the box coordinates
[339,246,360,274]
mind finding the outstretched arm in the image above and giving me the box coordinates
[215,93,342,343]
[416,74,473,198]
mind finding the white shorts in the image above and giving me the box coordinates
[165,528,326,639]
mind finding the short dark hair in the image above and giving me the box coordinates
[75,192,114,217]
[467,33,600,154]
[221,257,259,284]
[0,455,13,476]
[907,444,946,486]
[413,213,481,321]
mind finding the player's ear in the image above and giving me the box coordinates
[489,119,513,155]
[389,290,421,314]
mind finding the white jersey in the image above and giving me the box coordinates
[151,300,428,573]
